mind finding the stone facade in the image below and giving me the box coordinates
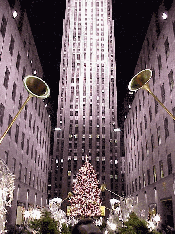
[0,0,51,226]
[124,0,175,227]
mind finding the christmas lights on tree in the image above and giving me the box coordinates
[69,158,101,218]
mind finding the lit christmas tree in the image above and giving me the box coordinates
[69,157,102,218]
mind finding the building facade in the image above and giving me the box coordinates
[51,0,121,215]
[124,0,175,228]
[0,0,51,226]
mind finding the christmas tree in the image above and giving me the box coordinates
[69,158,102,218]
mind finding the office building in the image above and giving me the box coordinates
[0,0,51,226]
[124,0,175,227]
[51,0,121,215]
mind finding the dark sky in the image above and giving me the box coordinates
[21,0,171,127]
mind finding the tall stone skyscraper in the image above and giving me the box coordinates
[51,0,121,214]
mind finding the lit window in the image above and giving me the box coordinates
[68,171,71,176]
[162,12,168,20]
[115,160,118,164]
[13,10,18,18]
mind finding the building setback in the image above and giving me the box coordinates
[124,0,175,228]
[0,0,51,226]
[50,0,122,215]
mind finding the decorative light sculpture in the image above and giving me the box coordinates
[0,159,15,233]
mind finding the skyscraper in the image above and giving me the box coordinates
[51,0,121,214]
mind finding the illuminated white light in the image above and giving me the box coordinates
[13,10,18,18]
[154,214,161,222]
[162,12,168,20]
[109,223,116,231]
[33,70,37,75]
[55,127,61,131]
[114,128,121,132]
[45,104,47,107]
[147,221,155,230]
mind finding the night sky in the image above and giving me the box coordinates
[20,0,171,127]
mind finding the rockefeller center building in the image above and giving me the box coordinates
[51,0,122,214]
[124,0,175,228]
[0,0,51,227]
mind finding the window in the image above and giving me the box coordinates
[31,145,33,159]
[12,82,17,101]
[167,153,172,175]
[29,171,31,186]
[26,139,29,155]
[143,173,146,187]
[153,165,157,182]
[18,163,22,180]
[15,124,19,143]
[3,67,10,89]
[157,54,162,75]
[146,142,149,156]
[152,68,156,85]
[157,126,161,145]
[159,160,164,178]
[24,105,28,120]
[144,115,147,129]
[5,151,8,164]
[29,113,32,128]
[24,167,27,183]
[16,52,21,71]
[139,176,141,190]
[149,106,152,122]
[21,132,25,150]
[155,99,158,114]
[0,15,7,38]
[18,94,23,109]
[151,134,154,151]
[142,146,144,161]
[161,84,165,103]
[164,37,170,61]
[140,122,142,135]
[22,66,26,80]
[164,117,169,140]
[9,35,15,56]
[168,69,174,92]
[135,178,137,191]
[0,103,5,127]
